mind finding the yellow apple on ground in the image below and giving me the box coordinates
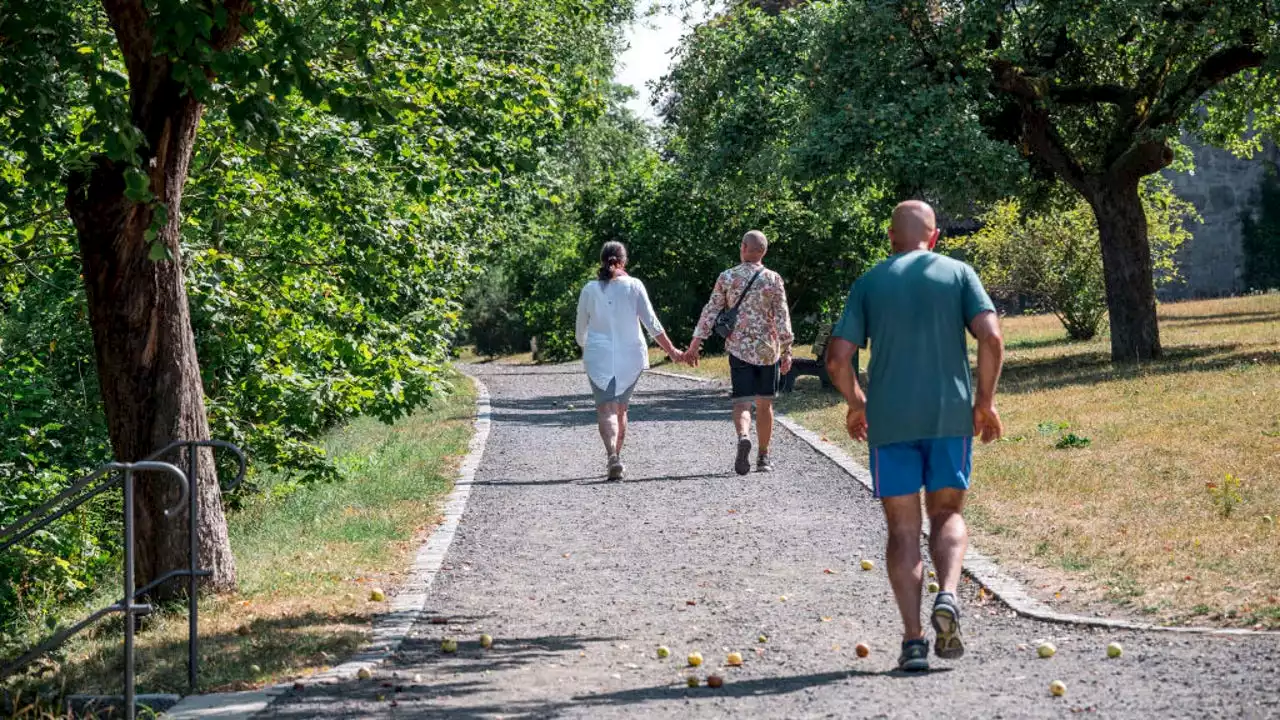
[861,559,874,571]
[688,651,703,667]
[357,667,373,680]
[927,570,936,579]
[656,646,671,659]
[758,634,768,643]
[369,588,386,602]
[1107,642,1123,658]
[927,582,940,593]
[480,634,493,649]
[442,638,458,653]
[1050,680,1066,697]
[686,676,699,688]
[1037,642,1056,658]
[727,652,743,666]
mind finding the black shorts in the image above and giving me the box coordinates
[729,353,780,400]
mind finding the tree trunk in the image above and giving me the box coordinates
[65,86,236,598]
[1089,180,1162,363]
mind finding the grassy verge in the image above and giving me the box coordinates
[6,371,477,704]
[683,295,1280,628]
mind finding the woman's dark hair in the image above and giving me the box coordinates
[598,241,627,284]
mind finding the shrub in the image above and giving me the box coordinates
[462,268,529,357]
[954,178,1196,340]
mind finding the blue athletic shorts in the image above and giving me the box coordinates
[868,437,972,499]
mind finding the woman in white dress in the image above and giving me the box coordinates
[576,241,683,480]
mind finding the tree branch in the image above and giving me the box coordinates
[990,60,1090,195]
[1049,84,1135,107]
[100,0,152,77]
[1144,44,1267,130]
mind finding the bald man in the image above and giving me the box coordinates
[825,200,1005,672]
[688,230,794,474]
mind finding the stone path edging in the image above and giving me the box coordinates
[166,375,493,719]
[646,367,1280,637]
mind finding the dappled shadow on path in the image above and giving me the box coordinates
[464,471,733,487]
[490,389,729,428]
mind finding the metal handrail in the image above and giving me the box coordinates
[0,440,247,720]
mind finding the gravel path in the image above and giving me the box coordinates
[261,363,1280,719]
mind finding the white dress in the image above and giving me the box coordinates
[575,276,664,393]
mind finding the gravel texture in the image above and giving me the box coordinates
[259,363,1280,719]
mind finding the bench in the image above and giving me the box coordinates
[780,322,861,393]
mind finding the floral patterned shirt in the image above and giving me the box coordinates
[693,262,794,366]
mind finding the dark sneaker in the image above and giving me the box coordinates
[607,455,625,481]
[756,452,773,473]
[897,638,930,672]
[734,437,752,475]
[931,591,965,659]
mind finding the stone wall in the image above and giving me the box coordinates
[1160,139,1279,300]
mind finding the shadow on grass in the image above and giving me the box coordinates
[1162,310,1280,325]
[1000,344,1280,394]
[5,610,375,703]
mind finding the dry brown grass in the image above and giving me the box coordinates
[754,295,1278,628]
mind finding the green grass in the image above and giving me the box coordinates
[4,371,477,707]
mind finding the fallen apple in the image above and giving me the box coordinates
[369,588,386,602]
[1050,679,1066,697]
[1107,642,1123,658]
[758,634,768,643]
[250,664,262,674]
[861,559,874,571]
[727,652,743,666]
[855,643,870,658]
[357,667,373,681]
[686,676,699,688]
[442,638,459,653]
[927,570,936,579]
[1037,642,1056,659]
[927,582,940,593]
[656,646,671,659]
[480,634,493,649]
[687,651,703,667]
[707,674,724,688]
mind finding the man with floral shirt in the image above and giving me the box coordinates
[685,230,794,475]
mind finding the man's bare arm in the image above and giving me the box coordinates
[826,336,868,442]
[968,310,1005,443]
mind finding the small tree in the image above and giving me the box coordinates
[956,178,1196,340]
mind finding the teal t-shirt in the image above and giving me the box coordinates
[833,250,995,448]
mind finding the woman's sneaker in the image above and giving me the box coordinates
[897,638,930,672]
[607,455,625,481]
[734,437,752,475]
[931,591,965,659]
[756,452,773,472]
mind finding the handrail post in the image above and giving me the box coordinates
[122,466,137,720]
[187,443,200,693]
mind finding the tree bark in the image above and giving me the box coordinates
[65,75,236,597]
[1087,179,1162,362]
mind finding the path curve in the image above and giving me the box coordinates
[260,363,1280,719]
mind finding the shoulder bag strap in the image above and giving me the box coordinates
[731,269,764,311]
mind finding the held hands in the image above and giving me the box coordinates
[973,401,1003,444]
